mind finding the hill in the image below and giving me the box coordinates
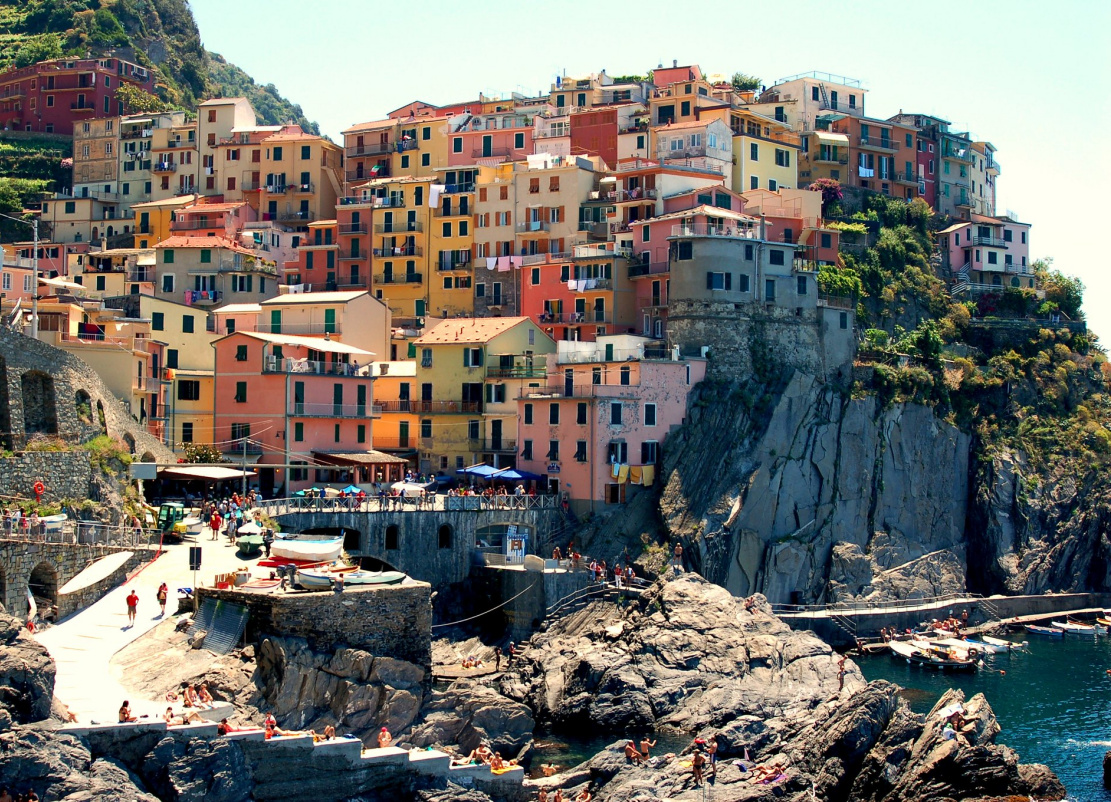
[0,0,318,133]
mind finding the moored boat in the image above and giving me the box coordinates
[271,536,343,563]
[1026,624,1065,637]
[236,534,263,556]
[238,578,280,594]
[1050,620,1095,633]
[890,640,976,671]
[39,513,68,533]
[1095,617,1111,628]
[296,568,406,589]
[934,636,1000,655]
[345,570,406,586]
[981,635,1027,651]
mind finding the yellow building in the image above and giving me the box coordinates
[727,108,801,193]
[369,359,419,469]
[148,115,199,200]
[428,170,476,318]
[392,116,453,179]
[71,247,155,298]
[257,129,343,232]
[362,175,433,323]
[40,195,118,245]
[412,317,555,474]
[128,194,198,248]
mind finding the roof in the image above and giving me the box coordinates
[177,202,246,214]
[630,205,758,226]
[342,118,398,135]
[263,131,328,143]
[307,219,338,227]
[655,119,717,131]
[221,330,374,356]
[937,222,971,234]
[260,291,368,306]
[153,236,255,256]
[213,303,262,315]
[129,195,199,209]
[415,317,531,345]
[313,450,408,466]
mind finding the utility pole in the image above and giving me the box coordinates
[0,212,39,336]
[241,436,248,498]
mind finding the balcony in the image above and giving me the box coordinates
[411,400,481,414]
[538,312,610,325]
[894,170,918,185]
[374,222,422,233]
[479,439,517,453]
[442,182,475,194]
[338,252,365,262]
[971,236,1008,248]
[658,145,709,160]
[372,437,417,451]
[374,272,423,284]
[263,358,366,376]
[169,218,216,231]
[858,135,899,152]
[432,206,471,218]
[437,254,471,271]
[126,268,154,282]
[486,365,547,379]
[151,162,177,173]
[517,384,640,401]
[275,209,315,224]
[629,261,670,278]
[70,102,95,112]
[293,182,315,194]
[290,402,381,418]
[345,142,393,157]
[569,278,612,292]
[533,128,569,139]
[373,246,421,257]
[670,223,759,240]
[813,152,849,165]
[183,290,221,304]
[339,223,368,235]
[517,220,550,233]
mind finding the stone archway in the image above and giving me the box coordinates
[359,555,400,572]
[140,451,155,463]
[21,371,58,435]
[96,400,107,433]
[438,523,454,549]
[75,389,93,424]
[28,561,58,611]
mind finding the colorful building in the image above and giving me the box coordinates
[938,215,1034,297]
[153,236,279,309]
[257,128,343,231]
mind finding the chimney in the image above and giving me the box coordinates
[673,59,678,68]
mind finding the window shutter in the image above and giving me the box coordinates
[706,272,714,290]
[725,272,732,290]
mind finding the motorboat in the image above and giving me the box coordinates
[296,568,405,590]
[1025,624,1064,637]
[1050,620,1095,633]
[889,641,976,671]
[175,516,204,538]
[980,635,1028,651]
[271,536,343,563]
[39,513,68,533]
[933,637,1000,656]
[238,578,281,594]
[910,639,981,663]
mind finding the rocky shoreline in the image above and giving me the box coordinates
[0,575,1065,800]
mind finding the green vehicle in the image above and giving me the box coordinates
[156,503,203,541]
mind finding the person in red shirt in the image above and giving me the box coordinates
[125,589,139,625]
[209,512,222,540]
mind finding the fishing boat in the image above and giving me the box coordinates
[296,568,402,590]
[981,635,1028,651]
[236,534,263,557]
[889,641,976,671]
[344,570,406,586]
[1025,624,1065,637]
[911,639,981,663]
[933,636,1001,655]
[270,536,343,563]
[238,578,280,594]
[39,513,68,533]
[175,516,204,538]
[294,570,335,590]
[1050,620,1095,633]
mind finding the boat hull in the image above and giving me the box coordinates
[1026,625,1064,637]
[271,536,343,563]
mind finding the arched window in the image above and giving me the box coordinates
[438,523,453,549]
[385,524,399,551]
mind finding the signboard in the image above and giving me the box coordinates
[505,526,528,565]
[547,463,561,474]
[189,546,202,571]
[130,462,158,480]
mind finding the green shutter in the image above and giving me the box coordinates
[324,308,336,334]
[270,309,281,333]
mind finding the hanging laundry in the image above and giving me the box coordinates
[184,290,193,305]
[629,466,644,485]
[611,462,620,479]
[496,256,511,271]
[617,464,630,484]
[486,257,497,271]
[428,184,446,209]
[567,280,578,291]
[641,465,656,486]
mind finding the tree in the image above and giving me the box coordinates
[178,443,228,464]
[0,183,28,243]
[731,73,762,92]
[12,34,63,69]
[1035,259,1084,320]
[116,83,169,115]
[807,178,843,215]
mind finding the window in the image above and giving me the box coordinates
[608,441,628,464]
[774,149,790,167]
[549,403,560,424]
[272,146,283,160]
[574,441,588,462]
[181,314,195,334]
[199,249,211,264]
[65,201,75,214]
[610,402,623,425]
[151,312,164,331]
[300,145,310,160]
[768,179,778,192]
[1003,229,1013,242]
[572,402,586,425]
[230,423,250,440]
[531,267,541,285]
[385,525,399,551]
[681,100,690,116]
[521,440,533,460]
[750,175,759,190]
[290,461,308,481]
[765,279,776,301]
[442,222,452,237]
[839,312,848,329]
[1021,231,1027,244]
[676,241,693,260]
[357,424,366,444]
[180,422,193,444]
[0,273,8,291]
[421,152,430,166]
[706,272,732,291]
[177,380,200,401]
[769,249,785,266]
[642,441,659,464]
[796,275,807,295]
[524,403,533,425]
[437,524,453,549]
[166,349,178,369]
[234,382,247,402]
[235,344,248,361]
[750,143,758,161]
[452,137,463,153]
[987,251,998,265]
[400,155,409,169]
[547,440,560,461]
[463,347,483,367]
[164,250,174,264]
[620,365,631,385]
[645,403,657,426]
[821,233,832,249]
[812,86,820,101]
[231,274,253,293]
[514,132,525,149]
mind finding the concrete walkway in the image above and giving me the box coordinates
[36,527,259,724]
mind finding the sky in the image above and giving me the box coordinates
[190,0,1110,339]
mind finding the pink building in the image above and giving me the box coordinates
[516,336,706,511]
[448,111,535,167]
[937,214,1034,296]
[212,330,400,496]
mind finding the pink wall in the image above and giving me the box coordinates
[518,260,615,342]
[448,130,535,167]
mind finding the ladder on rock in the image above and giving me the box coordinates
[977,596,1003,624]
[831,613,857,639]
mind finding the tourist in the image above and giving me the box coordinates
[673,542,683,571]
[508,642,517,661]
[183,684,199,708]
[639,736,656,758]
[209,510,222,540]
[156,583,168,617]
[263,528,274,558]
[198,684,215,708]
[691,749,706,784]
[162,707,175,724]
[552,546,562,561]
[0,787,10,802]
[707,736,718,776]
[125,588,139,626]
[838,656,847,691]
[217,718,233,736]
[495,646,502,671]
[377,727,392,748]
[624,741,644,765]
[552,790,564,802]
[333,572,345,594]
[537,790,548,802]
[574,790,591,802]
[119,700,137,722]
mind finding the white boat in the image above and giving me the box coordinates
[176,517,204,538]
[1051,620,1095,633]
[297,568,406,590]
[981,635,1027,651]
[271,536,343,563]
[237,521,262,536]
[934,637,998,655]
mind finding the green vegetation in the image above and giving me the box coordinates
[731,73,762,92]
[178,442,227,463]
[83,434,132,475]
[0,0,318,132]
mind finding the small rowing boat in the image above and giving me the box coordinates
[890,641,977,671]
[1050,620,1095,633]
[271,536,343,563]
[1026,625,1064,637]
[296,568,406,589]
[238,579,280,594]
[236,534,263,556]
[39,513,68,533]
[345,570,405,586]
[1095,617,1111,628]
[981,635,1027,651]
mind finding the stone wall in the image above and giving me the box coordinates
[0,540,155,619]
[196,582,433,670]
[0,326,172,460]
[0,451,93,503]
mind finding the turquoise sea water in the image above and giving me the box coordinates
[857,631,1111,802]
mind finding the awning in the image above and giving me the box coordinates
[815,132,850,144]
[39,277,86,291]
[160,466,257,481]
[312,450,409,466]
[238,331,374,356]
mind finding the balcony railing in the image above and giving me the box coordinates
[274,210,316,223]
[377,399,481,414]
[438,254,471,271]
[538,312,610,325]
[126,268,154,282]
[895,170,918,184]
[670,224,759,239]
[263,358,366,376]
[255,322,342,336]
[375,222,422,233]
[373,246,421,257]
[338,252,364,262]
[517,384,640,400]
[169,219,215,231]
[971,236,1008,248]
[517,220,550,233]
[432,207,471,218]
[486,365,547,379]
[858,135,898,151]
[345,142,393,157]
[290,402,381,418]
[479,439,517,453]
[339,223,368,234]
[813,152,849,165]
[570,278,612,292]
[183,290,221,304]
[374,272,423,284]
[628,261,670,278]
[152,162,177,173]
[442,182,475,194]
[293,183,315,193]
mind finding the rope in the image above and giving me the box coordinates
[431,580,538,629]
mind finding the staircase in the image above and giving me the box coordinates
[190,597,249,654]
[976,596,1003,625]
[831,613,857,639]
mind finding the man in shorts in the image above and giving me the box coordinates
[125,589,139,625]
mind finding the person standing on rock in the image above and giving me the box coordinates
[691,749,706,785]
[125,589,139,626]
[377,727,392,749]
[707,737,718,777]
[639,736,656,758]
[838,656,847,691]
[672,542,683,572]
[156,583,168,617]
[495,646,502,671]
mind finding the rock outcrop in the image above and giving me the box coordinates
[514,574,1063,802]
[409,680,534,757]
[0,603,55,723]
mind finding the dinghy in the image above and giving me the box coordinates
[236,534,263,556]
[1050,620,1095,633]
[270,536,343,563]
[890,640,976,671]
[238,578,280,594]
[981,635,1027,651]
[1026,624,1064,637]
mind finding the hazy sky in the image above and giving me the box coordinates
[190,0,1109,338]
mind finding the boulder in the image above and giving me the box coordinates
[409,679,534,757]
[0,604,55,723]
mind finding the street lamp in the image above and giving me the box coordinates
[0,211,39,338]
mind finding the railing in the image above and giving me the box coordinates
[0,519,161,548]
[338,252,364,262]
[126,268,154,282]
[274,210,315,223]
[437,254,471,270]
[771,591,987,617]
[290,402,381,417]
[345,142,393,157]
[254,322,342,336]
[263,358,366,376]
[59,331,151,352]
[374,399,481,414]
[152,162,177,172]
[374,272,423,284]
[518,383,640,400]
[478,439,517,452]
[556,345,675,364]
[546,577,652,618]
[517,220,549,233]
[670,224,759,239]
[254,493,558,517]
[486,365,547,379]
[339,223,368,234]
[813,152,850,164]
[858,135,898,151]
[569,278,612,291]
[442,182,475,194]
[817,293,855,310]
[628,261,669,278]
[169,219,216,231]
[293,183,315,193]
[895,171,918,184]
[533,128,569,139]
[183,290,221,304]
[374,222,422,233]
[971,236,1008,248]
[373,246,421,257]
[432,206,471,218]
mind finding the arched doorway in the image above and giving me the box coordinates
[21,371,58,435]
[140,451,155,463]
[359,555,399,572]
[437,523,453,549]
[301,526,362,553]
[28,561,58,611]
[123,433,136,454]
[75,389,93,423]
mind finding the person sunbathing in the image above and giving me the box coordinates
[489,752,506,770]
[197,685,215,707]
[624,741,645,765]
[182,685,199,708]
[119,701,138,722]
[474,744,493,764]
[377,727,393,748]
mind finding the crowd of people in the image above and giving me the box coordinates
[0,788,40,802]
[199,491,262,541]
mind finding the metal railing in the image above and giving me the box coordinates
[518,383,640,400]
[263,358,366,376]
[971,236,1008,248]
[373,246,421,257]
[346,142,393,157]
[152,162,177,172]
[437,254,471,270]
[339,223,368,234]
[771,591,986,616]
[670,224,759,239]
[374,272,423,284]
[486,365,547,379]
[517,221,550,233]
[0,519,161,548]
[442,183,475,194]
[858,135,898,151]
[290,402,381,417]
[375,222,422,233]
[628,262,669,278]
[254,493,559,517]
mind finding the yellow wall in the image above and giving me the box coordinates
[168,372,215,449]
[731,134,800,193]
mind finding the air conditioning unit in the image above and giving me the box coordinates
[265,355,278,371]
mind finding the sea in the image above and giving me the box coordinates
[857,630,1111,802]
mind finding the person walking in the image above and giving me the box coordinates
[156,583,168,617]
[125,589,139,626]
[262,528,274,558]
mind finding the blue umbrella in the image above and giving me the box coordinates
[492,468,545,481]
[456,463,501,478]
[341,485,362,494]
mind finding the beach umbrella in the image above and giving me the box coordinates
[492,468,545,481]
[342,485,362,494]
